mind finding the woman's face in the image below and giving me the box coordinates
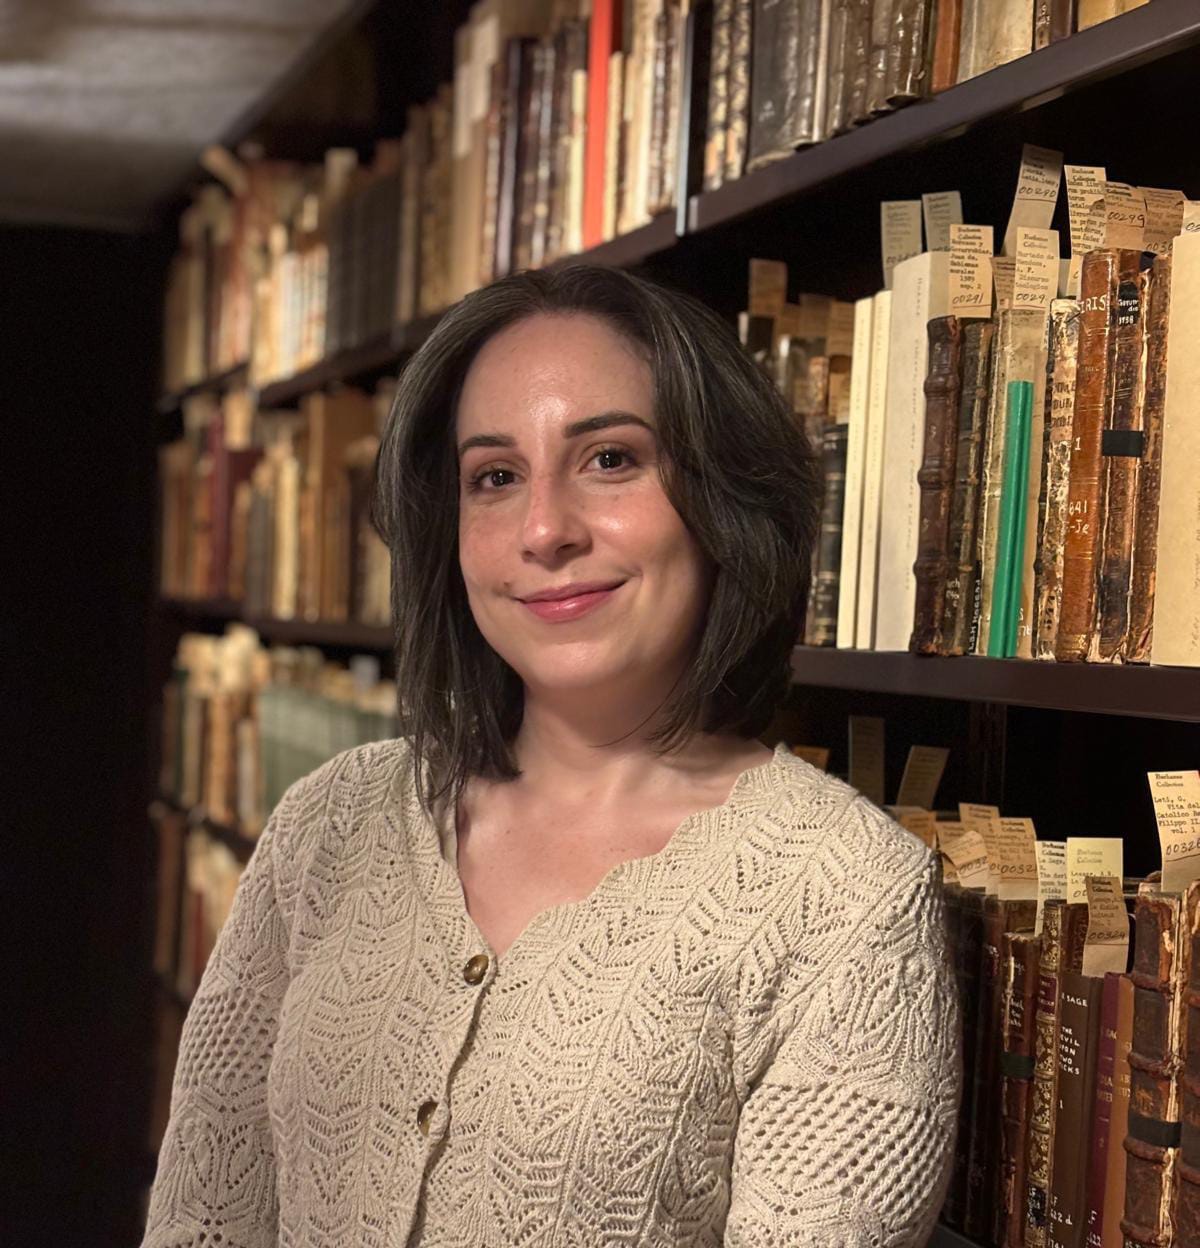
[455,312,709,705]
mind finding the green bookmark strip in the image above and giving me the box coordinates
[987,379,1034,659]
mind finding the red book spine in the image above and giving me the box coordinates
[1084,972,1120,1246]
[583,0,622,249]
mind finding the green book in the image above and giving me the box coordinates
[987,380,1034,658]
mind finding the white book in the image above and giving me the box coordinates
[855,290,893,650]
[874,250,951,652]
[837,296,875,647]
[1152,230,1200,667]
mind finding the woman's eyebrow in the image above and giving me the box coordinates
[458,411,654,458]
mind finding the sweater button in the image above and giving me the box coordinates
[463,953,490,985]
[417,1099,437,1135]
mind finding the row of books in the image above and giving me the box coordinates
[159,628,399,833]
[158,382,392,628]
[938,875,1198,1248]
[763,196,1199,668]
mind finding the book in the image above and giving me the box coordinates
[584,0,624,246]
[855,288,893,649]
[987,379,1034,659]
[910,314,963,655]
[1101,972,1136,1248]
[1174,879,1200,1245]
[808,423,850,644]
[836,295,875,647]
[930,0,963,90]
[885,0,932,105]
[748,0,828,168]
[999,930,1042,1247]
[703,0,733,191]
[724,0,752,181]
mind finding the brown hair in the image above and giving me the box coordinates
[372,264,821,806]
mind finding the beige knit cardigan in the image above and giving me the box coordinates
[142,738,961,1247]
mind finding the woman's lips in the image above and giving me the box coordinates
[519,584,623,622]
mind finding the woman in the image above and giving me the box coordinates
[143,265,960,1247]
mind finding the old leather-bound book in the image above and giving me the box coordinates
[1047,969,1104,1248]
[930,0,962,90]
[1121,883,1187,1248]
[1174,880,1200,1245]
[964,896,1037,1240]
[1126,253,1172,663]
[885,0,932,105]
[942,318,995,656]
[865,0,892,115]
[1024,900,1088,1247]
[999,930,1042,1247]
[747,0,827,169]
[1083,970,1131,1248]
[911,316,963,654]
[823,0,851,135]
[703,0,733,191]
[1034,0,1074,48]
[1032,300,1080,660]
[943,885,986,1227]
[1094,252,1154,662]
[809,423,850,645]
[724,0,752,180]
[841,0,872,128]
[1056,249,1122,663]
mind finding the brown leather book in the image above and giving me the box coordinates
[1174,880,1200,1245]
[529,36,558,268]
[1050,0,1074,42]
[809,423,850,645]
[1083,971,1124,1248]
[1056,250,1121,663]
[885,0,932,106]
[1094,252,1154,662]
[1032,300,1080,661]
[646,6,671,214]
[911,315,963,654]
[515,40,548,271]
[1126,253,1172,663]
[943,885,986,1228]
[1024,900,1088,1247]
[930,0,962,91]
[941,318,995,656]
[964,896,1038,1240]
[1121,883,1187,1248]
[703,0,733,191]
[1102,973,1136,1248]
[724,0,752,181]
[999,930,1041,1247]
[747,0,826,168]
[1047,969,1104,1248]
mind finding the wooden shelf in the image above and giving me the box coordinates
[790,647,1200,722]
[158,595,392,652]
[689,0,1200,234]
[156,360,249,414]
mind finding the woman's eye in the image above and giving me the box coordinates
[592,448,632,471]
[468,467,515,491]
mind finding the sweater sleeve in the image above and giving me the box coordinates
[141,783,302,1248]
[723,850,962,1247]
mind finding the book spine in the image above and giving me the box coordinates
[911,315,963,654]
[1094,252,1152,662]
[824,0,851,136]
[1000,932,1042,1247]
[930,0,963,90]
[988,379,1034,658]
[748,0,822,168]
[942,318,995,656]
[1101,973,1136,1248]
[1083,972,1120,1248]
[1033,300,1081,660]
[1121,889,1185,1247]
[1176,884,1200,1246]
[704,0,733,191]
[646,5,670,213]
[855,289,893,649]
[810,424,850,645]
[1051,0,1075,41]
[1056,249,1119,663]
[836,296,875,647]
[865,0,892,115]
[584,0,622,249]
[886,0,932,105]
[842,0,872,127]
[724,0,752,181]
[1126,253,1171,663]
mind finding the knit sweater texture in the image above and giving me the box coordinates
[142,738,961,1247]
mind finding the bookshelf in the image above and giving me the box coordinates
[142,2,1200,1245]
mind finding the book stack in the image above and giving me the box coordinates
[770,156,1200,668]
[158,381,393,628]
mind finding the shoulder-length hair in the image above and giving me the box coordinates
[372,263,821,806]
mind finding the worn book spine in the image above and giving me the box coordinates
[1047,969,1104,1248]
[942,318,995,656]
[842,0,873,126]
[1056,249,1120,663]
[704,0,733,190]
[973,0,1034,76]
[930,0,962,90]
[530,38,558,269]
[748,0,824,168]
[810,424,850,645]
[724,0,752,181]
[1076,0,1118,29]
[911,315,963,654]
[1126,253,1171,663]
[865,0,893,114]
[987,379,1034,658]
[886,0,932,105]
[1120,886,1186,1248]
[1175,881,1200,1245]
[1101,972,1135,1248]
[1082,971,1121,1248]
[1000,931,1042,1247]
[1094,252,1152,662]
[944,887,986,1227]
[1033,0,1054,48]
[1033,300,1080,660]
[824,0,851,135]
[964,897,1038,1240]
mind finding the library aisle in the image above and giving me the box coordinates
[7,2,1200,1246]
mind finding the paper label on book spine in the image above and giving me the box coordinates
[1140,187,1186,255]
[791,745,831,771]
[1013,227,1060,311]
[1066,837,1124,905]
[1004,144,1063,256]
[959,802,1002,894]
[1104,182,1147,250]
[937,823,991,890]
[1064,165,1107,256]
[748,259,788,315]
[896,745,950,810]
[996,816,1039,900]
[1035,840,1067,936]
[1150,770,1200,893]
[1082,874,1130,976]
[881,201,923,289]
[992,256,1016,310]
[948,224,994,318]
[848,716,885,806]
[922,191,963,252]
